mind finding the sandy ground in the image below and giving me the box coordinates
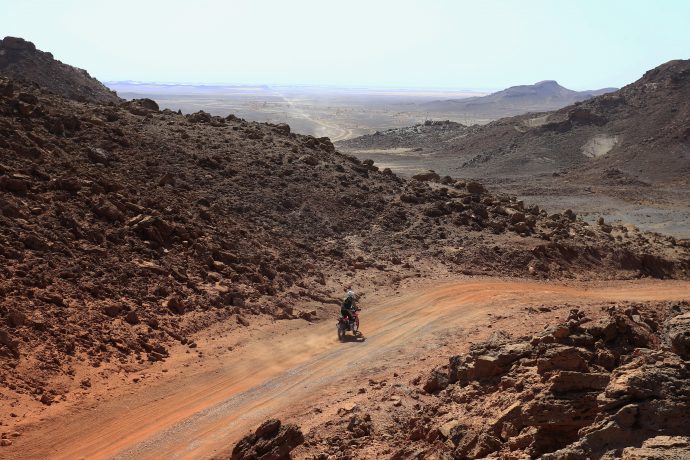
[107,84,488,141]
[4,277,689,459]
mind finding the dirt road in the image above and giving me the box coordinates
[10,278,690,459]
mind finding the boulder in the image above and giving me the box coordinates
[129,215,175,246]
[0,328,18,356]
[412,170,440,182]
[454,431,501,459]
[231,419,304,460]
[134,98,159,111]
[582,317,619,342]
[0,175,29,194]
[347,413,373,438]
[552,325,571,339]
[469,355,505,379]
[513,221,530,234]
[7,310,26,328]
[438,419,464,445]
[122,98,159,115]
[102,303,122,317]
[87,147,110,165]
[20,232,50,251]
[124,310,139,325]
[509,211,526,224]
[563,209,577,221]
[665,312,690,359]
[166,296,186,315]
[273,123,290,135]
[92,200,125,222]
[484,342,531,366]
[466,181,485,194]
[423,366,449,393]
[187,111,212,123]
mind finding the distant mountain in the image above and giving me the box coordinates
[423,80,617,118]
[340,59,690,185]
[0,36,120,104]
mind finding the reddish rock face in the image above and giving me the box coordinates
[405,306,690,459]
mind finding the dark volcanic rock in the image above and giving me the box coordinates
[0,36,120,103]
[231,419,304,460]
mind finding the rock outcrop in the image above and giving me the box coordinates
[231,419,304,460]
[415,303,690,459]
[0,36,120,104]
[291,302,690,459]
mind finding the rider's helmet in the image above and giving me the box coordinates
[346,289,355,299]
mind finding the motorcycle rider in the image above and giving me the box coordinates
[341,288,356,323]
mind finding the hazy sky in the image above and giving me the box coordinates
[2,0,689,90]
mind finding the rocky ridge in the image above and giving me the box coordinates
[0,36,120,104]
[342,120,468,152]
[423,80,617,118]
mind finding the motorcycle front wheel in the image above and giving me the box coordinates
[337,324,345,341]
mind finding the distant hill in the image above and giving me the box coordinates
[0,36,120,104]
[342,60,690,185]
[423,80,617,118]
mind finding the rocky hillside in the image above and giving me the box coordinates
[0,37,120,104]
[341,120,469,151]
[0,49,688,404]
[339,59,690,185]
[295,301,690,459]
[423,80,616,118]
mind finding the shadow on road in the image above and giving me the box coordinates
[339,334,366,343]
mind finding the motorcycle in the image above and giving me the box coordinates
[337,307,360,341]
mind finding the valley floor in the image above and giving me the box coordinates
[338,145,690,239]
